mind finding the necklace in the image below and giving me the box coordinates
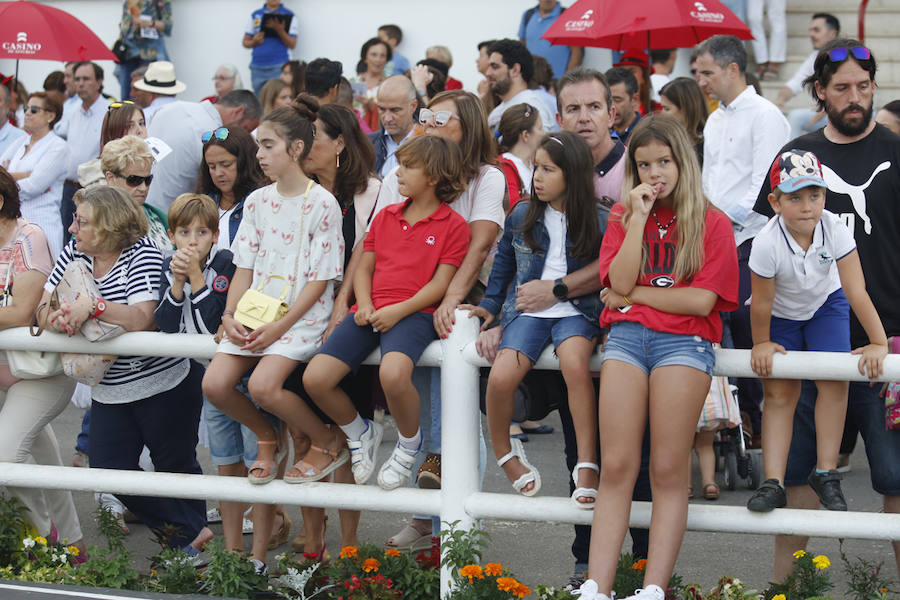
[651,210,676,239]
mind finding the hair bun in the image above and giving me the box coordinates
[291,93,320,121]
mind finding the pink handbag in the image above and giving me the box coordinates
[886,338,900,431]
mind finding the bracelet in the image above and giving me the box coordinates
[622,295,632,305]
[223,310,235,317]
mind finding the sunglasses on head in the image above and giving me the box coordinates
[418,108,459,127]
[826,46,871,63]
[118,173,153,187]
[202,128,229,143]
[108,100,135,111]
[24,105,45,114]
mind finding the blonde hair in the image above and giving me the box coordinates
[621,114,708,282]
[168,193,218,232]
[100,135,153,176]
[426,45,453,68]
[75,185,148,252]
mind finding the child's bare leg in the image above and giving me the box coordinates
[694,430,717,488]
[303,355,356,432]
[333,461,361,547]
[643,365,710,588]
[250,503,274,562]
[760,379,802,482]
[379,352,419,438]
[300,506,326,555]
[586,360,648,593]
[557,336,599,501]
[813,380,849,471]
[217,462,248,551]
[485,349,534,489]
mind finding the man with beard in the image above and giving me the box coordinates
[753,38,900,582]
[485,39,556,133]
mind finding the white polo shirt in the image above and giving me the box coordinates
[748,209,856,320]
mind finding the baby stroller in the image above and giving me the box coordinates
[711,382,762,491]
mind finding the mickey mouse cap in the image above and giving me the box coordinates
[769,149,828,193]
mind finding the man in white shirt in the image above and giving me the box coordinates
[774,13,841,138]
[649,49,676,103]
[62,61,111,233]
[486,39,557,133]
[696,34,790,446]
[146,90,261,213]
[368,75,418,178]
[132,61,185,126]
[53,61,81,140]
[0,85,26,158]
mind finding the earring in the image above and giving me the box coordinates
[336,153,340,169]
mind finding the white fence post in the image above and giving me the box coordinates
[439,309,482,597]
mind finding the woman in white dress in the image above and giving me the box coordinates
[0,92,69,259]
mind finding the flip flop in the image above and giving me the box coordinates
[284,445,349,483]
[571,462,599,509]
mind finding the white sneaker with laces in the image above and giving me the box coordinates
[623,584,665,600]
[573,579,613,600]
[347,420,383,484]
[377,443,420,490]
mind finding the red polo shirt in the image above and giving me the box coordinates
[359,200,471,312]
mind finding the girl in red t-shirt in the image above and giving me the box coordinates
[577,115,738,600]
[496,103,544,210]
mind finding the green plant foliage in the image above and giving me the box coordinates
[198,539,268,599]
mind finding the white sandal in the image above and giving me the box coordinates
[497,437,541,497]
[571,462,599,509]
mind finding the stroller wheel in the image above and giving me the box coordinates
[747,451,762,489]
[723,451,738,491]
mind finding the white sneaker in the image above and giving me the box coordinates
[347,420,383,484]
[241,517,254,534]
[377,443,420,490]
[573,579,613,600]
[206,507,222,523]
[623,584,665,600]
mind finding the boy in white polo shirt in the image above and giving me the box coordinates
[746,149,888,513]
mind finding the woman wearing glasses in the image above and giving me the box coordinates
[100,135,171,252]
[0,91,69,259]
[74,101,149,192]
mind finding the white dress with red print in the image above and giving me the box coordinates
[218,182,344,360]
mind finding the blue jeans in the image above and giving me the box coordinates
[75,409,90,454]
[499,314,601,363]
[250,63,284,95]
[603,321,716,376]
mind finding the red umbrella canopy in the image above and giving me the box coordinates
[542,0,753,50]
[0,0,116,61]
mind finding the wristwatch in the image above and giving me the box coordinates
[552,278,568,301]
[91,298,107,319]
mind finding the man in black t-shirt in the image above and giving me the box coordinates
[753,38,900,583]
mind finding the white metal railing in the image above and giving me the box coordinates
[1,312,900,597]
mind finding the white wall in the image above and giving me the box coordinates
[1,0,629,101]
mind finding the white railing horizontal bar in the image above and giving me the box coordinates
[465,493,900,541]
[462,342,900,383]
[0,463,441,516]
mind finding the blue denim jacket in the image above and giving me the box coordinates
[479,200,609,328]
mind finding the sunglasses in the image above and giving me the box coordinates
[117,173,153,187]
[108,100,135,111]
[826,46,871,63]
[418,108,460,127]
[202,128,229,143]
[24,105,45,114]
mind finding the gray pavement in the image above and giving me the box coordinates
[47,402,897,595]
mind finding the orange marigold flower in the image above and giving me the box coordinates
[459,564,484,584]
[339,546,358,559]
[632,559,648,571]
[384,548,402,557]
[361,557,379,573]
[513,582,531,598]
[497,576,520,593]
[484,562,503,576]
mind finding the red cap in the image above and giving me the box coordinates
[614,49,649,70]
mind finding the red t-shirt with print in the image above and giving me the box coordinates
[598,202,738,342]
[359,200,471,312]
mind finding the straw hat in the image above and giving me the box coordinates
[133,61,186,95]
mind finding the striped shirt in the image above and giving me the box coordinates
[45,237,189,403]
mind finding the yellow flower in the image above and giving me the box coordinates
[484,562,503,576]
[772,595,786,600]
[497,577,521,593]
[361,557,379,573]
[792,550,806,559]
[813,555,831,570]
[384,548,401,557]
[513,582,531,598]
[67,545,79,556]
[459,564,484,584]
[339,546,358,559]
[34,537,47,546]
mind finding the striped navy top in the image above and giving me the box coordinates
[45,237,189,403]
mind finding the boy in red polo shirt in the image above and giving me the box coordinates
[303,136,470,491]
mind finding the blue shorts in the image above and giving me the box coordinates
[602,321,716,376]
[770,289,850,352]
[204,380,281,467]
[317,311,436,371]
[498,314,601,363]
[786,379,900,494]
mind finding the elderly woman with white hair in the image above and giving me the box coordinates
[203,65,243,104]
[100,135,171,252]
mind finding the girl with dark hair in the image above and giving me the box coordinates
[464,131,604,506]
[101,101,147,148]
[197,125,266,249]
[281,60,307,99]
[659,78,709,164]
[496,103,543,208]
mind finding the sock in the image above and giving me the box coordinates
[340,414,368,441]
[398,429,422,452]
[815,468,829,475]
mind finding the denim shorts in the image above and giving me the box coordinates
[317,311,436,371]
[498,314,601,363]
[602,321,716,376]
[770,289,850,352]
[204,380,281,467]
[786,379,900,494]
